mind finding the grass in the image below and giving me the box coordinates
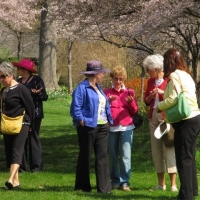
[0,96,200,200]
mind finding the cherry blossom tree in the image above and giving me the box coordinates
[0,0,41,59]
[0,0,41,30]
[51,1,194,56]
[1,0,200,90]
[0,0,61,89]
[56,0,200,80]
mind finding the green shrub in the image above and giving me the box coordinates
[47,86,72,103]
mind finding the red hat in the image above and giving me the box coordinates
[13,59,38,73]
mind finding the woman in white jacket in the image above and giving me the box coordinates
[157,48,200,200]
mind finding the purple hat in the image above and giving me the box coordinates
[80,60,110,74]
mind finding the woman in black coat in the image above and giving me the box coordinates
[0,61,35,189]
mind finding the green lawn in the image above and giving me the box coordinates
[0,97,199,200]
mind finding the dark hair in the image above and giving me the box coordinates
[163,48,190,78]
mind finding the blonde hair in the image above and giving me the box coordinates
[110,66,127,80]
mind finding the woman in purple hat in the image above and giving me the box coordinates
[70,60,113,193]
[13,59,48,173]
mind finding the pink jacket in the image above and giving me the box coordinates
[104,88,138,126]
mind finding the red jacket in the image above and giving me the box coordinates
[144,78,169,118]
[104,88,138,126]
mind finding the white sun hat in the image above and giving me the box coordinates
[154,120,170,139]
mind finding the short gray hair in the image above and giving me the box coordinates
[0,61,15,76]
[143,54,164,71]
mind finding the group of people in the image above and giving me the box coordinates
[70,60,138,193]
[0,59,47,190]
[0,49,198,200]
[70,49,200,200]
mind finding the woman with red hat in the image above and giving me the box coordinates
[13,59,48,172]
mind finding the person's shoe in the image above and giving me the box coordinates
[122,186,131,191]
[5,181,13,190]
[150,185,166,191]
[171,185,178,192]
[13,185,21,190]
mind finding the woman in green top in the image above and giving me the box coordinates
[157,49,200,200]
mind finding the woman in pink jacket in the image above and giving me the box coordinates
[104,66,138,191]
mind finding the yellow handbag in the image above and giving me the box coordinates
[1,113,25,135]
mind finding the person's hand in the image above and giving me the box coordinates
[108,94,117,104]
[31,87,43,94]
[161,111,166,119]
[149,90,157,99]
[79,120,84,127]
[153,88,164,95]
[125,95,134,103]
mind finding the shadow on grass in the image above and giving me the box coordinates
[0,123,154,174]
[0,187,177,200]
[0,185,177,200]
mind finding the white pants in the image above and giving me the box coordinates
[149,109,177,173]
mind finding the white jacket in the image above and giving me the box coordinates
[158,69,200,119]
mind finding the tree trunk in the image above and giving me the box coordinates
[141,77,144,102]
[67,41,73,94]
[16,31,24,60]
[192,57,200,106]
[39,1,60,90]
[192,58,198,84]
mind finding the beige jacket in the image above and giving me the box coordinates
[158,69,200,120]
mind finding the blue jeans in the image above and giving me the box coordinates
[108,129,134,187]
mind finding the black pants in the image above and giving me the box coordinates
[172,115,200,200]
[74,123,111,193]
[20,118,43,172]
[3,125,29,168]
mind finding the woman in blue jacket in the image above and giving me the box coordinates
[70,60,113,193]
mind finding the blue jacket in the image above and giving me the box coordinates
[70,79,113,127]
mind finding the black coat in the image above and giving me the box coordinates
[18,75,48,119]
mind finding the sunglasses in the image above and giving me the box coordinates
[0,74,8,79]
[114,77,123,81]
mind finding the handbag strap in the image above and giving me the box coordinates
[1,88,25,115]
[171,71,183,95]
[18,75,33,84]
[127,88,138,116]
[1,88,9,113]
[175,71,183,90]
